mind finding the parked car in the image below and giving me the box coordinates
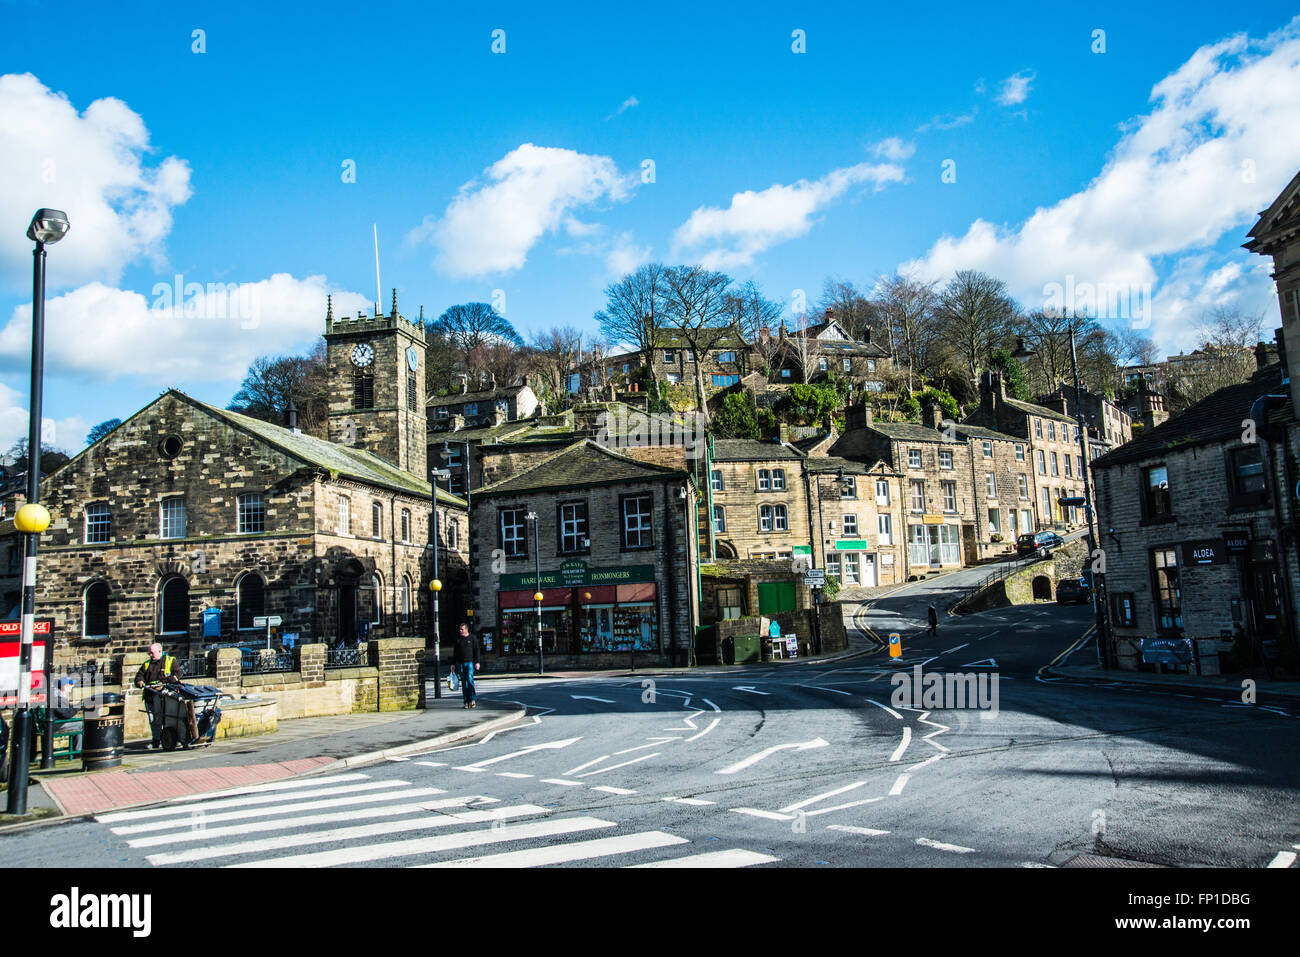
[1017,531,1065,556]
[1055,578,1091,604]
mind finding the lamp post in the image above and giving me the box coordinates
[527,511,542,675]
[7,209,69,816]
[429,468,452,699]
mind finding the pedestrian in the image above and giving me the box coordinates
[51,676,84,756]
[452,622,480,709]
[927,603,938,637]
[134,642,181,749]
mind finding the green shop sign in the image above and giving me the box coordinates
[500,563,655,591]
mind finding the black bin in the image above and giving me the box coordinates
[82,693,125,771]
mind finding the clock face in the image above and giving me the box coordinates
[407,346,419,372]
[351,343,374,368]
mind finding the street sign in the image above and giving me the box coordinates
[253,616,283,627]
[0,619,52,706]
[1058,496,1087,507]
[888,632,902,658]
[804,577,825,588]
[803,568,825,582]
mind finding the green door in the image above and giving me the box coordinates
[757,581,796,616]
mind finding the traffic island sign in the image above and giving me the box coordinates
[888,632,902,658]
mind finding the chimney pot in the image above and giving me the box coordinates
[864,405,874,427]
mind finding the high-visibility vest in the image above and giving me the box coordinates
[162,655,175,675]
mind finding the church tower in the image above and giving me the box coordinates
[323,290,427,480]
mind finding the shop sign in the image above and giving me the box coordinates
[835,540,868,550]
[921,514,945,525]
[560,560,587,586]
[1140,637,1193,667]
[1223,533,1250,554]
[1181,540,1225,566]
[500,565,655,591]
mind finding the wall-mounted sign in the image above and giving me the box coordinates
[1181,540,1225,566]
[921,514,945,525]
[1141,637,1193,667]
[500,565,655,591]
[835,540,868,550]
[1223,533,1250,554]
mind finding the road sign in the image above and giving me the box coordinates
[804,577,825,588]
[888,632,902,658]
[1058,496,1087,507]
[803,568,825,581]
[253,616,283,627]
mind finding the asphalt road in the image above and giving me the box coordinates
[3,584,1297,868]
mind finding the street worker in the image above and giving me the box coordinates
[452,622,480,709]
[928,603,938,636]
[134,642,181,749]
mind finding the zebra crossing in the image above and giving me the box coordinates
[94,771,780,869]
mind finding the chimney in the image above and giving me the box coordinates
[863,326,871,344]
[286,397,300,434]
[459,374,469,394]
[927,402,943,430]
[1255,339,1278,371]
[864,405,874,427]
[489,372,497,391]
[778,423,790,444]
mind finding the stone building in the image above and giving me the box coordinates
[650,325,750,394]
[1037,383,1133,459]
[428,380,540,433]
[1244,168,1300,414]
[804,456,905,589]
[707,439,809,561]
[468,440,700,669]
[1,296,469,658]
[769,312,892,393]
[952,423,1038,561]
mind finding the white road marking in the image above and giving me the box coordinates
[685,718,722,742]
[629,849,778,868]
[97,779,412,823]
[730,808,794,821]
[591,786,637,795]
[779,781,867,814]
[385,756,410,762]
[230,816,619,868]
[614,738,679,755]
[147,804,550,866]
[571,695,616,704]
[496,772,532,779]
[663,709,703,732]
[663,797,715,806]
[163,773,371,803]
[732,686,771,695]
[942,644,969,654]
[1268,851,1297,868]
[564,755,611,776]
[864,698,903,720]
[124,796,495,847]
[540,779,585,787]
[804,797,885,817]
[917,713,951,753]
[452,766,487,773]
[919,656,939,667]
[717,738,829,775]
[701,699,721,712]
[460,737,582,770]
[906,753,943,772]
[889,774,910,796]
[889,727,912,763]
[916,837,976,853]
[808,686,852,695]
[421,831,688,868]
[415,761,447,767]
[827,825,889,837]
[577,753,661,777]
[961,658,998,668]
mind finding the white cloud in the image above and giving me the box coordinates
[0,73,192,291]
[608,96,640,119]
[872,137,916,162]
[901,17,1300,355]
[672,162,906,269]
[0,381,90,454]
[916,108,978,133]
[0,274,369,385]
[605,231,652,276]
[996,70,1036,106]
[409,144,636,278]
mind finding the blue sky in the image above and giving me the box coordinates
[1,0,1297,452]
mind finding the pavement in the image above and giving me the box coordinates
[0,697,523,828]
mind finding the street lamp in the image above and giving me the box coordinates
[526,511,542,675]
[7,209,69,816]
[429,467,451,699]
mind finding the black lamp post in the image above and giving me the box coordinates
[7,209,69,815]
[526,511,543,675]
[429,468,451,699]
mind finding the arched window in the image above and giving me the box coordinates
[757,469,770,491]
[237,574,265,630]
[159,576,190,635]
[400,576,412,623]
[83,581,109,639]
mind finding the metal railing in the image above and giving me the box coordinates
[325,647,367,669]
[48,659,121,687]
[240,651,296,674]
[175,656,212,679]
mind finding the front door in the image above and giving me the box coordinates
[338,578,358,644]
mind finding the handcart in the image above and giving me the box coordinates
[143,683,224,751]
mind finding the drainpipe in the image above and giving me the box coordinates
[705,434,716,563]
[390,491,399,631]
[1249,393,1299,662]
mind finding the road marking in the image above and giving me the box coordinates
[124,796,496,847]
[564,755,611,775]
[701,699,721,712]
[97,779,415,823]
[864,698,903,720]
[385,756,410,762]
[1020,862,1055,868]
[496,772,532,779]
[906,754,944,772]
[460,736,583,770]
[663,797,715,806]
[540,778,585,787]
[163,772,372,803]
[889,774,910,796]
[889,727,912,763]
[146,804,550,866]
[614,738,679,755]
[730,808,794,822]
[917,714,951,753]
[827,825,889,837]
[577,753,661,777]
[571,695,616,704]
[415,761,447,767]
[591,786,637,795]
[685,718,721,742]
[808,686,852,695]
[961,658,998,668]
[1268,851,1297,868]
[630,849,779,868]
[920,656,939,667]
[717,738,829,775]
[732,686,771,695]
[421,831,688,868]
[663,709,703,731]
[231,816,619,868]
[804,797,885,817]
[779,781,868,814]
[942,644,969,654]
[916,837,975,853]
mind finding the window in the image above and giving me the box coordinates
[1037,450,1046,475]
[1050,453,1059,477]
[867,359,876,373]
[464,403,479,417]
[1064,456,1073,477]
[1048,422,1056,441]
[718,351,736,364]
[664,349,677,364]
[781,368,791,379]
[941,481,957,512]
[338,497,350,535]
[877,514,892,545]
[842,358,851,372]
[371,502,383,537]
[1151,548,1182,631]
[401,509,411,543]
[771,469,786,491]
[500,508,527,558]
[1227,446,1268,508]
[773,504,787,531]
[908,449,923,469]
[666,373,681,384]
[559,502,589,553]
[352,373,375,409]
[85,503,110,544]
[759,505,773,532]
[1041,487,1052,521]
[435,407,448,419]
[238,493,264,534]
[711,470,723,492]
[1017,474,1029,499]
[909,480,925,512]
[446,517,459,550]
[622,494,654,549]
[160,497,186,539]
[819,357,828,372]
[400,577,412,623]
[712,506,726,533]
[827,554,841,581]
[1015,444,1025,462]
[842,553,860,584]
[988,508,1001,534]
[159,576,189,635]
[711,374,739,387]
[875,479,889,505]
[1077,456,1084,476]
[841,476,857,499]
[982,441,993,458]
[842,514,858,536]
[1143,465,1172,519]
[1020,508,1034,533]
[1034,419,1043,439]
[83,582,109,639]
[985,473,996,498]
[939,449,953,470]
[717,587,743,620]
[369,575,383,626]
[757,469,770,491]
[1111,591,1136,628]
[237,574,265,630]
[407,373,418,412]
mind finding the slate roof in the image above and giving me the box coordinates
[710,439,806,462]
[474,439,688,497]
[1001,396,1074,423]
[864,422,951,442]
[1092,364,1287,469]
[429,383,530,407]
[952,424,1022,443]
[804,455,889,475]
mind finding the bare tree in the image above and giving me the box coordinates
[661,265,734,418]
[229,339,329,436]
[1164,306,1267,411]
[872,272,938,392]
[936,270,1020,394]
[528,325,584,410]
[724,280,783,374]
[594,262,670,388]
[818,277,878,341]
[429,302,523,380]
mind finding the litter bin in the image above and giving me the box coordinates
[732,634,761,665]
[82,692,125,771]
